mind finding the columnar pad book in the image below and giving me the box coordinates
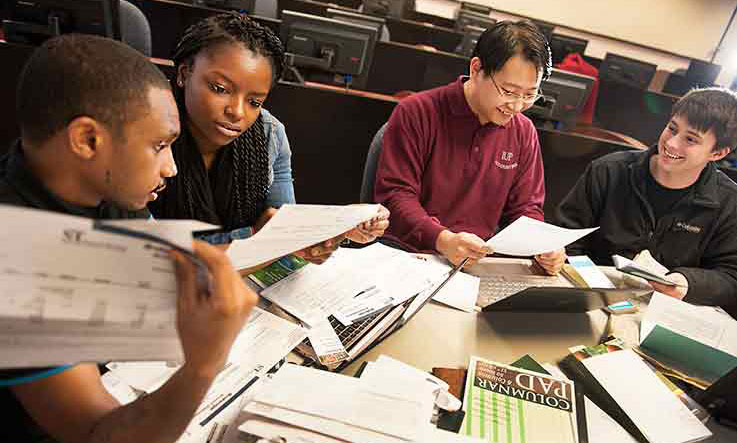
[461,356,579,443]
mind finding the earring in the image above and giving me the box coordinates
[177,78,184,87]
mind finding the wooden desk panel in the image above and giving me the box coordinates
[265,81,397,205]
[385,17,463,54]
[365,40,468,95]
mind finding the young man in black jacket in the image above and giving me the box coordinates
[556,88,737,318]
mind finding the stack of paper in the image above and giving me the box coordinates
[639,292,737,388]
[259,244,450,327]
[582,350,712,443]
[104,307,307,443]
[239,356,480,442]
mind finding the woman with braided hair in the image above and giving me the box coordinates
[149,12,389,266]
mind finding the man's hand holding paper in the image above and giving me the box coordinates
[534,248,567,275]
[435,230,493,267]
[172,241,259,378]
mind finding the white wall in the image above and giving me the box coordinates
[466,0,736,61]
[414,0,737,86]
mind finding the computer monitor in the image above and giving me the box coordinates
[326,8,387,41]
[599,52,657,90]
[280,10,379,89]
[1,0,121,46]
[526,68,596,127]
[549,33,588,65]
[687,59,721,85]
[455,25,484,57]
[362,0,414,18]
[195,0,256,13]
[459,1,492,15]
[455,9,496,32]
[663,59,722,96]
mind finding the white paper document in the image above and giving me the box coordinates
[106,307,307,443]
[260,244,446,327]
[243,363,429,443]
[582,350,711,443]
[409,255,479,313]
[486,216,598,256]
[332,286,394,325]
[106,307,307,393]
[227,204,380,269]
[0,205,211,368]
[306,319,349,366]
[642,292,737,357]
[238,414,484,443]
[584,397,638,443]
[431,270,479,313]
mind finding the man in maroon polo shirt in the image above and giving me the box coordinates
[374,20,566,273]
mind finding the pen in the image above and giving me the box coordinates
[199,375,259,427]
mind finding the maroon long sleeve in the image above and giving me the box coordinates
[374,77,545,253]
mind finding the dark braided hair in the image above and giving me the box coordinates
[150,12,287,231]
[173,11,285,82]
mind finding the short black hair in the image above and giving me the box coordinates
[472,20,552,82]
[173,12,286,84]
[17,34,170,146]
[671,87,737,151]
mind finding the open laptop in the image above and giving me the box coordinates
[298,261,462,371]
[264,257,457,371]
[466,257,652,313]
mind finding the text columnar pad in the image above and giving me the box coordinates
[461,356,578,442]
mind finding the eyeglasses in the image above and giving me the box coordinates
[490,75,543,104]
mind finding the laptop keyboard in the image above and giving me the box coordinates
[477,275,563,308]
[330,312,383,349]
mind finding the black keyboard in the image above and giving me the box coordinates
[330,311,385,349]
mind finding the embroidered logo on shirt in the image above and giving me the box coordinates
[494,151,518,170]
[674,222,702,234]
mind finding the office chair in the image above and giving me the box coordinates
[120,0,152,56]
[360,122,388,203]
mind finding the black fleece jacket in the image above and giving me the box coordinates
[556,147,737,319]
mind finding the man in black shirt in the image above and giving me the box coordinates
[556,88,737,318]
[1,34,258,442]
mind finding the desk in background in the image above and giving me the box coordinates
[406,9,457,29]
[595,79,678,146]
[384,17,463,54]
[365,40,468,95]
[266,81,397,205]
[538,128,636,217]
[277,0,353,18]
[130,0,280,59]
